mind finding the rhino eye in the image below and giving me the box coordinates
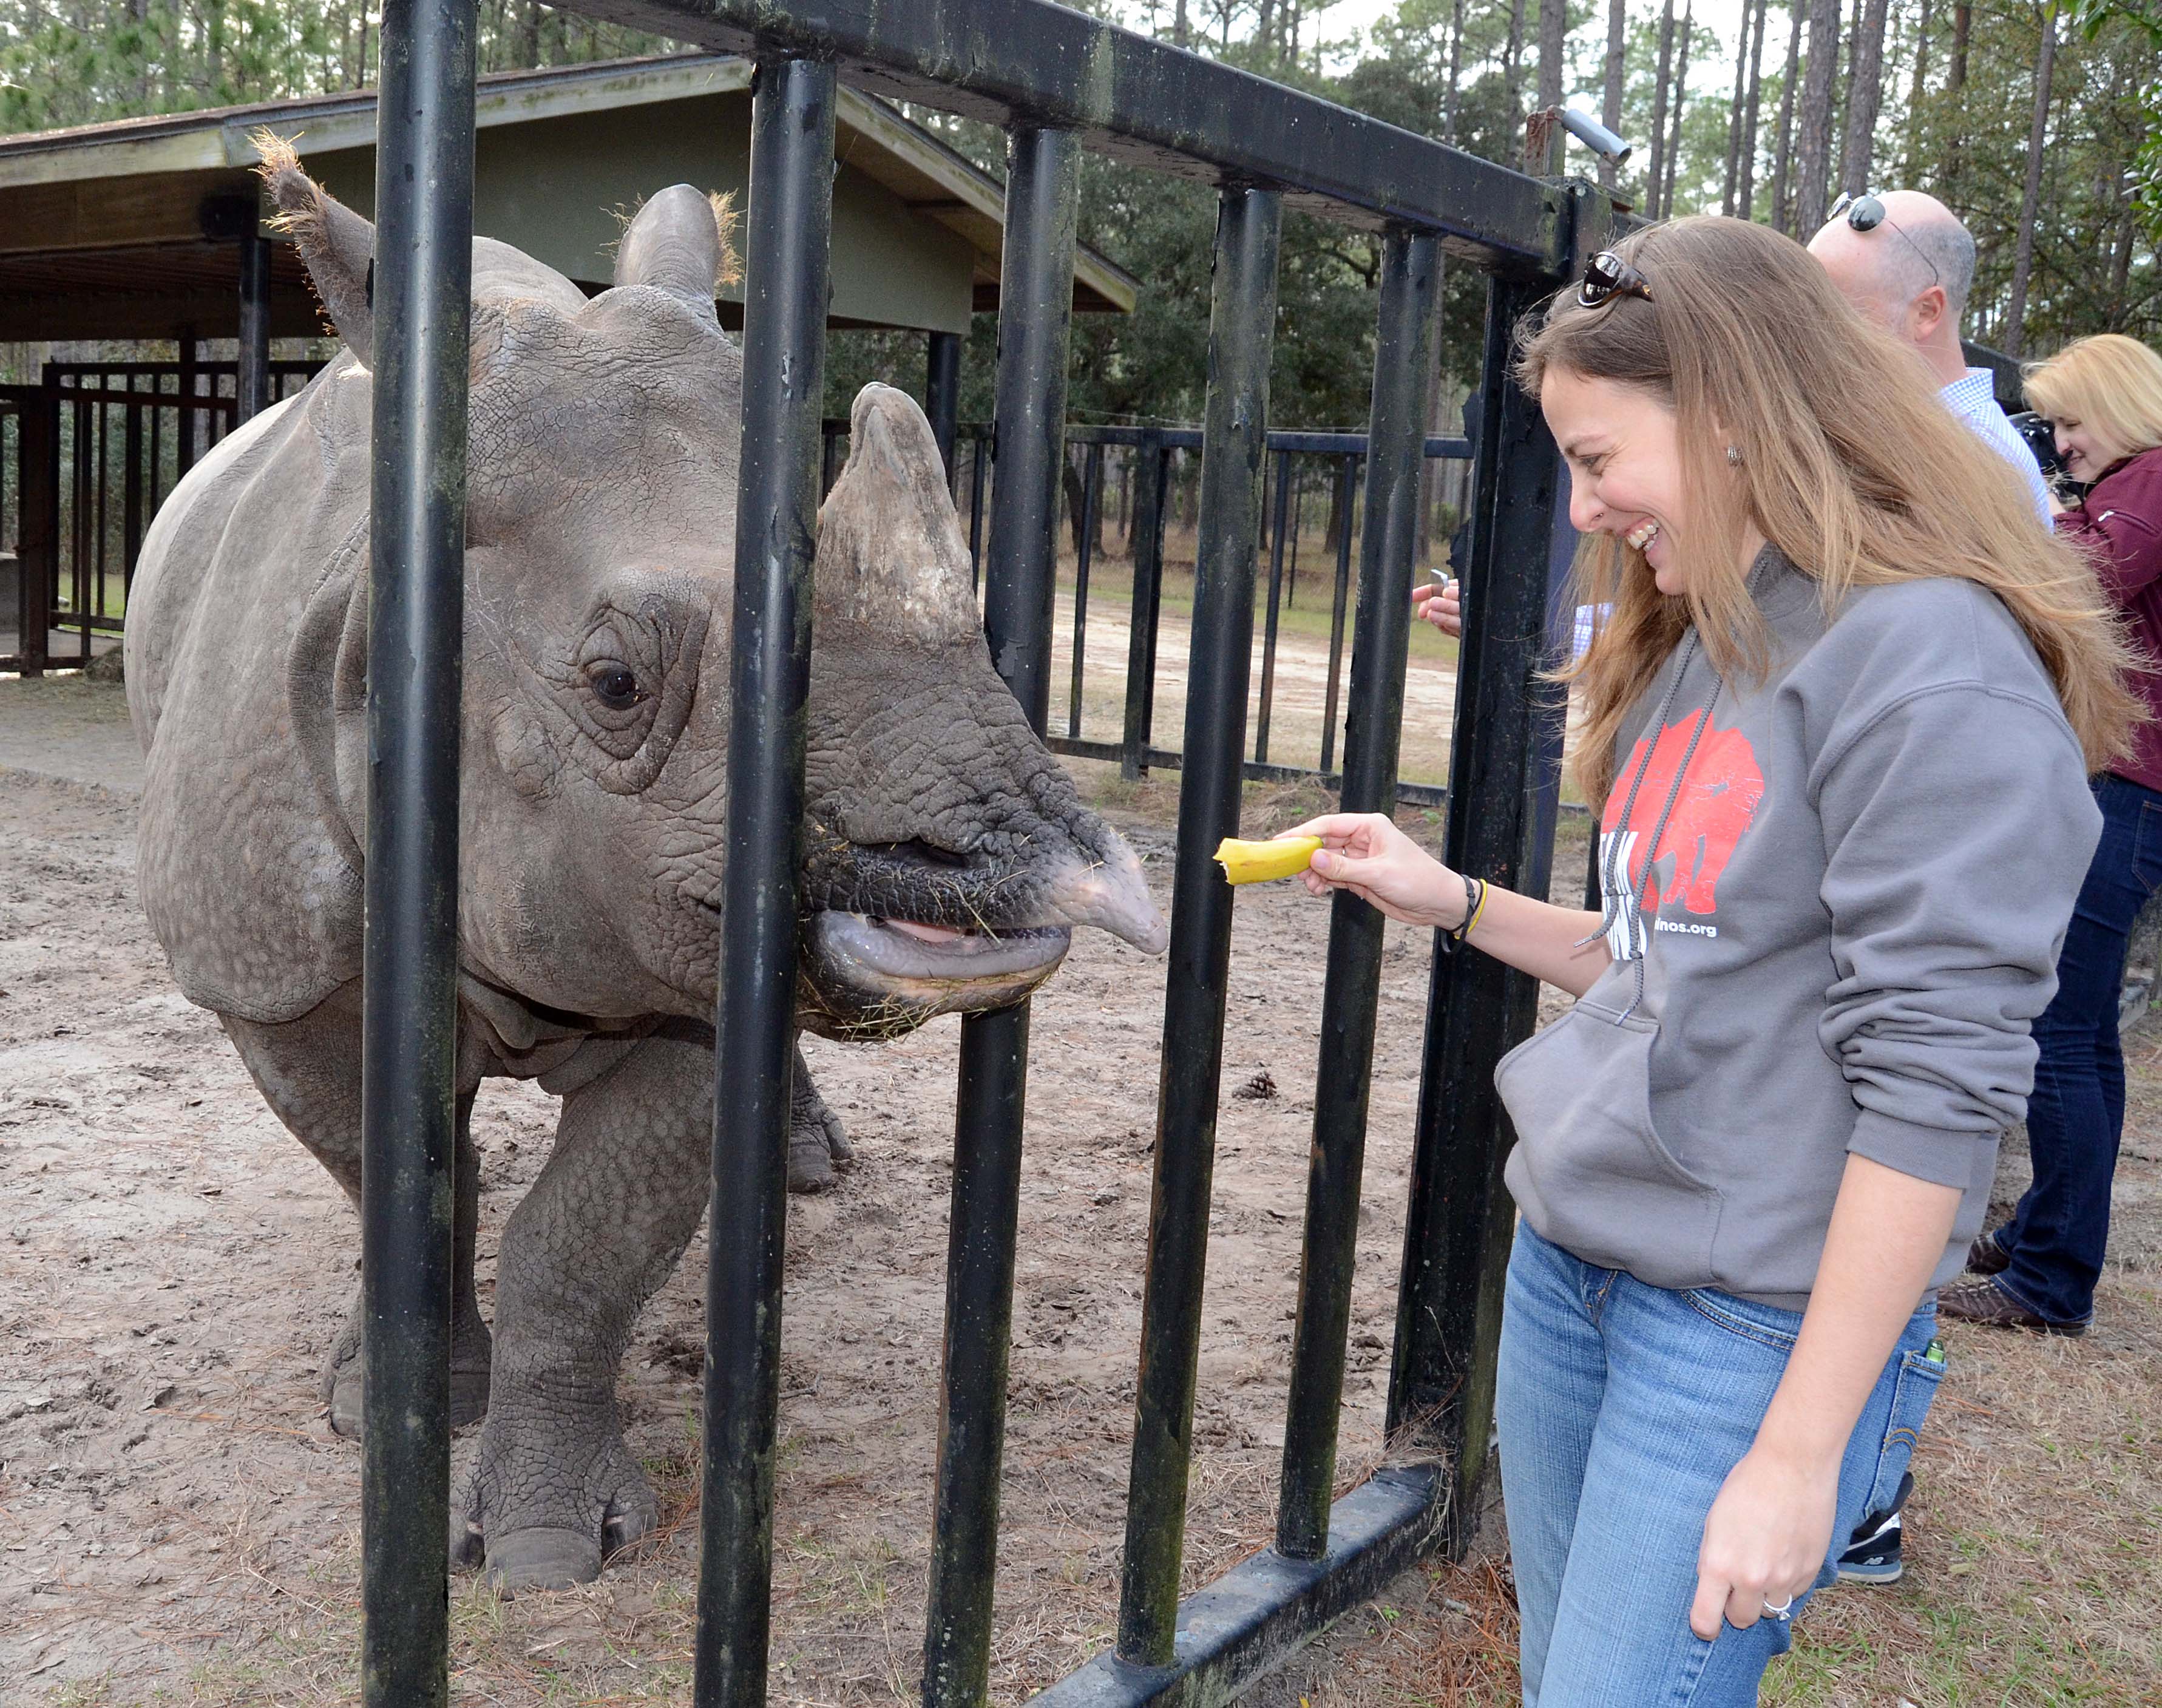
[586,663,646,711]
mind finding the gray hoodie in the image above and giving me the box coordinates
[1498,551,2102,1309]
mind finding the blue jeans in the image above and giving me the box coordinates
[1998,773,2162,1324]
[1496,1224,1941,1706]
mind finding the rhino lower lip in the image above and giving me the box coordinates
[816,910,1070,983]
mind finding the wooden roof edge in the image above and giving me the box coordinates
[0,51,1135,314]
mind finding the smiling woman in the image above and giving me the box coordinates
[1281,215,2141,1706]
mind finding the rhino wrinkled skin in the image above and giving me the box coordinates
[123,155,1166,1592]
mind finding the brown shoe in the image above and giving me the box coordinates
[1938,1278,2087,1337]
[1967,1232,2011,1276]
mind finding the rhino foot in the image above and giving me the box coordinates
[450,1405,660,1593]
[787,1071,855,1195]
[323,1289,495,1438]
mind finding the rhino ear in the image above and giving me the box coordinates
[816,385,981,645]
[613,184,740,318]
[252,130,374,355]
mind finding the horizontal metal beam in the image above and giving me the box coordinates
[856,421,1474,459]
[557,0,1567,265]
[1032,1465,1446,1708]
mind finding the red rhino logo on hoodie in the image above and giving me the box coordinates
[1602,711,1766,916]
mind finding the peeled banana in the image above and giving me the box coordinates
[1213,835,1323,886]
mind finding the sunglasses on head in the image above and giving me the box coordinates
[1578,249,1653,309]
[1829,191,1942,289]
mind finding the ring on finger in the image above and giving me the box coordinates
[1761,1594,1794,1621]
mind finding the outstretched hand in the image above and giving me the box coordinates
[1278,813,1462,930]
[1412,578,1462,638]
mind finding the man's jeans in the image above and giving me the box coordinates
[1999,772,2162,1324]
[1497,1224,1940,1707]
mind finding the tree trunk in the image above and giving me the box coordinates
[1770,4,1802,231]
[1944,2,1971,193]
[1505,0,1528,123]
[1837,0,1888,198]
[1537,0,1566,111]
[1446,0,1466,142]
[1900,0,1933,178]
[2004,4,2057,359]
[2110,203,2137,329]
[1792,0,1840,237]
[1723,0,1751,214]
[1738,0,1770,219]
[1174,0,1189,49]
[1601,0,1627,192]
[1647,0,1676,218]
[1664,3,1693,215]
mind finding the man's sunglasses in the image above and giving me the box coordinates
[1829,191,1942,288]
[1578,249,1653,308]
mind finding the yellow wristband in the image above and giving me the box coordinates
[1463,878,1491,940]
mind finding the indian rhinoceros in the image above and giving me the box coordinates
[122,147,1167,1591]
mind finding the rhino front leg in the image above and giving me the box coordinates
[788,1035,853,1193]
[220,984,493,1432]
[453,1018,719,1592]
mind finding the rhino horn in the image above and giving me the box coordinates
[613,184,740,317]
[252,130,374,354]
[816,384,981,646]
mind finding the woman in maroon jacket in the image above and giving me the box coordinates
[1944,333,2162,1333]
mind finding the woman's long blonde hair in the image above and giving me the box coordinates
[2023,333,2162,462]
[1516,215,2139,804]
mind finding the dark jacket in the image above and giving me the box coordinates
[2058,444,2162,792]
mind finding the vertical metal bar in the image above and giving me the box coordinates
[693,53,836,1708]
[123,386,143,602]
[147,387,162,519]
[92,395,108,625]
[1067,440,1100,740]
[18,379,53,676]
[1318,455,1359,771]
[1119,427,1165,781]
[969,429,989,591]
[1288,472,1304,608]
[1388,254,1584,1556]
[926,328,962,488]
[176,333,198,478]
[359,1,475,1703]
[1276,231,1441,1561]
[72,396,89,660]
[238,231,273,423]
[1117,184,1281,1669]
[1253,447,1293,764]
[923,123,1079,1708]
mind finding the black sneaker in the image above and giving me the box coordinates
[1967,1231,2011,1276]
[1836,1470,1913,1585]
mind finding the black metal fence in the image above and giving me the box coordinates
[2,359,322,674]
[133,0,1605,1703]
[821,416,1479,805]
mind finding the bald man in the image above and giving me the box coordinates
[1809,189,2053,523]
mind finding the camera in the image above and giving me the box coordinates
[2006,410,2066,483]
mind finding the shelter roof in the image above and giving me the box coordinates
[0,53,1137,342]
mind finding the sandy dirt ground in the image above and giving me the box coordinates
[1042,586,1463,791]
[5,671,2158,1706]
[0,674,1489,1704]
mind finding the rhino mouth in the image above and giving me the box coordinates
[797,910,1070,1041]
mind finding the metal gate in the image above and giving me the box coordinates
[2,359,320,674]
[349,1,1612,1703]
